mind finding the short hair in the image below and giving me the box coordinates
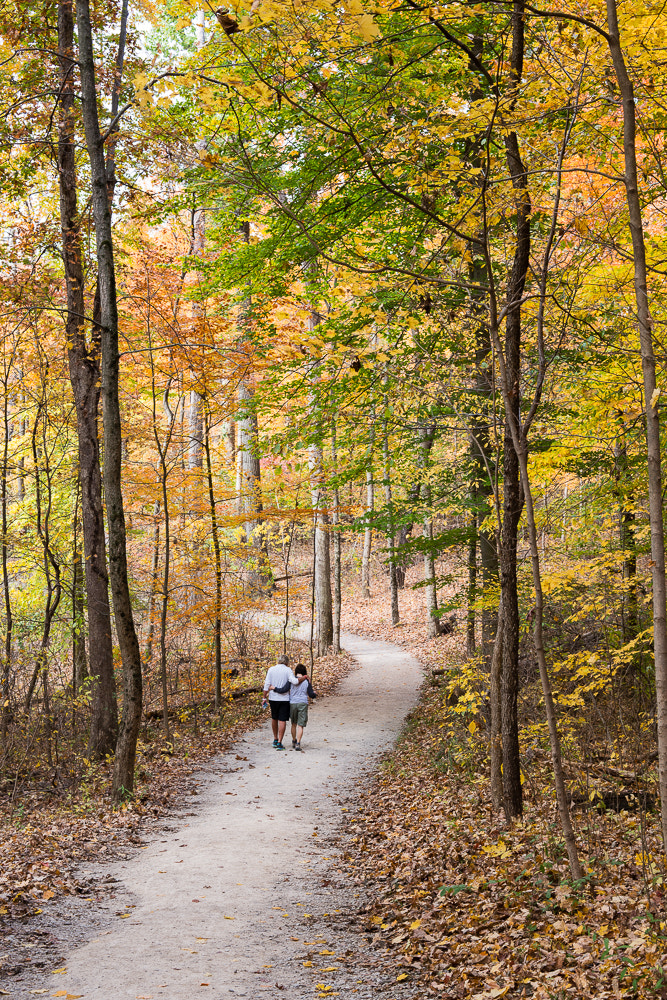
[295,663,307,676]
[277,653,289,665]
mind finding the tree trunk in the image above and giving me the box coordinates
[72,507,88,694]
[25,403,63,715]
[382,410,399,626]
[306,303,333,654]
[155,388,176,743]
[490,592,504,811]
[331,421,342,655]
[76,0,142,800]
[395,478,421,589]
[144,503,160,667]
[57,0,117,756]
[0,361,12,740]
[419,425,438,637]
[605,0,667,851]
[204,408,223,708]
[467,503,477,654]
[497,0,530,820]
[237,382,271,588]
[361,427,374,598]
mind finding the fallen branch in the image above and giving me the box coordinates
[143,686,262,720]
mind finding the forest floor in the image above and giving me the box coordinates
[0,619,426,1000]
[3,568,667,998]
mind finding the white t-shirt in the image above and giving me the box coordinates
[263,664,298,701]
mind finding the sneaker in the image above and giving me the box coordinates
[275,742,285,751]
[272,739,279,747]
[295,743,302,751]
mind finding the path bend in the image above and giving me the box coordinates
[21,630,422,1000]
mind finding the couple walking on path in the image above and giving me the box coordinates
[263,653,317,751]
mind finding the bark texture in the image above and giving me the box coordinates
[605,0,667,851]
[57,0,117,755]
[76,0,142,799]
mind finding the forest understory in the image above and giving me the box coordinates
[2,559,664,998]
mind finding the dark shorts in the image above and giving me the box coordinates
[269,700,290,722]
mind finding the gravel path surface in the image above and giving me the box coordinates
[9,629,422,1000]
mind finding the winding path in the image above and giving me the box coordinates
[23,631,421,1000]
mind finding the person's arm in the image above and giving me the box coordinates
[307,680,317,699]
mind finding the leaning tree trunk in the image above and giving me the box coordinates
[76,0,142,800]
[493,330,583,876]
[605,0,667,852]
[57,0,117,756]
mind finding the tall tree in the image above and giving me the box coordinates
[57,0,117,756]
[76,0,142,799]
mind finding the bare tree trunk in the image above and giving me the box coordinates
[497,0,530,820]
[144,503,160,666]
[57,0,117,756]
[361,425,374,598]
[222,419,235,465]
[0,358,12,740]
[204,408,223,708]
[25,403,63,715]
[331,421,342,655]
[419,425,438,637]
[76,0,142,799]
[382,411,399,626]
[72,500,88,694]
[605,0,667,851]
[188,389,203,470]
[237,382,270,588]
[186,10,207,472]
[308,307,333,654]
[236,222,270,591]
[154,383,177,743]
[467,504,477,654]
[490,592,504,811]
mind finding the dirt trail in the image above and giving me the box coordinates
[14,629,422,1000]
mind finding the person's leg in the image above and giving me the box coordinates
[291,722,297,743]
[271,717,279,740]
[296,724,304,743]
[278,719,287,743]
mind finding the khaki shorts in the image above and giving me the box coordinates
[290,703,309,728]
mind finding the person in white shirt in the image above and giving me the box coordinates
[262,653,299,750]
